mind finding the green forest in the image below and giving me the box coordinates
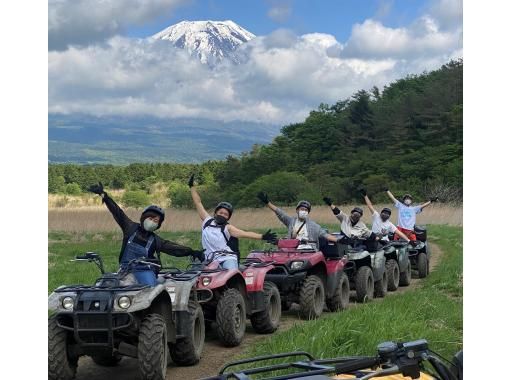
[48,59,462,208]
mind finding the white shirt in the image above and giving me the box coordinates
[336,211,372,239]
[292,219,313,249]
[201,215,237,263]
[371,211,397,241]
[395,201,422,230]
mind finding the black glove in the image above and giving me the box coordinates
[383,187,389,192]
[191,249,206,262]
[257,191,269,205]
[332,207,340,215]
[262,229,278,244]
[359,188,367,197]
[409,240,418,247]
[430,196,439,203]
[323,197,333,206]
[88,182,105,195]
[188,174,195,188]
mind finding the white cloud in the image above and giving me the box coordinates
[49,0,188,51]
[267,0,293,23]
[49,1,463,125]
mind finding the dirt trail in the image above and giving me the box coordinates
[74,243,443,380]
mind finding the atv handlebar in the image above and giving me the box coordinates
[202,339,460,380]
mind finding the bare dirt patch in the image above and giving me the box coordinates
[73,243,443,380]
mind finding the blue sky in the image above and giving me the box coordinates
[126,0,425,42]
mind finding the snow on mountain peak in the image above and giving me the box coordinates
[152,20,256,65]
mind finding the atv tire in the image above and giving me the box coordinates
[374,269,388,298]
[355,266,374,303]
[169,300,205,366]
[250,281,281,334]
[216,288,246,347]
[385,259,400,291]
[48,316,78,380]
[138,314,168,380]
[399,261,411,286]
[91,353,122,367]
[326,272,349,312]
[299,275,325,319]
[417,252,428,278]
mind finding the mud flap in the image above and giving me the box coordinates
[326,272,341,299]
[371,250,386,282]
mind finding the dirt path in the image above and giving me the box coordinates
[75,243,443,380]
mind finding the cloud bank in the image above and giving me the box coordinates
[48,0,463,125]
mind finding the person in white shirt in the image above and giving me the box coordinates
[384,189,438,241]
[188,175,277,269]
[359,189,410,243]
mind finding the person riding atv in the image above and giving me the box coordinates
[322,197,381,249]
[359,189,411,244]
[384,189,439,241]
[257,192,342,250]
[189,175,277,268]
[88,182,205,285]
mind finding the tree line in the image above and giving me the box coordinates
[48,59,462,208]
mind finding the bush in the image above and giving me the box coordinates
[167,181,193,208]
[63,183,82,195]
[122,190,151,208]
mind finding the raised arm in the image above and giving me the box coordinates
[323,196,345,222]
[419,196,439,211]
[188,174,209,221]
[257,192,292,226]
[360,189,376,214]
[385,188,398,204]
[228,225,277,243]
[88,182,134,234]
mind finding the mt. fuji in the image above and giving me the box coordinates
[152,20,255,65]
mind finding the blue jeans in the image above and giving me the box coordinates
[220,258,238,269]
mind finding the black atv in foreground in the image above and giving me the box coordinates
[201,338,463,380]
[48,253,206,380]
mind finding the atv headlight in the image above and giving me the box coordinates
[117,296,131,309]
[290,261,304,270]
[202,277,211,286]
[62,296,74,310]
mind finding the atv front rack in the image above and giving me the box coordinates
[54,283,150,292]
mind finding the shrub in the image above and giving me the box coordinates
[122,190,151,208]
[63,183,82,195]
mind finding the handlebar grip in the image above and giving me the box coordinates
[75,255,90,260]
[334,357,380,374]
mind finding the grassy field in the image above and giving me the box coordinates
[239,225,463,362]
[48,227,291,294]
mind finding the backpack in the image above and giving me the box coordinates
[203,218,240,261]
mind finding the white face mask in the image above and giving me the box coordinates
[143,219,158,232]
[404,199,412,206]
[298,210,308,219]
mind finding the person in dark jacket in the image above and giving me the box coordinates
[89,182,204,285]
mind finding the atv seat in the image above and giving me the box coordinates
[414,225,427,242]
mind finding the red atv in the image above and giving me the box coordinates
[247,238,349,320]
[193,251,281,347]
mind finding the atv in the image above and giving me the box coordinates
[341,236,388,302]
[412,225,430,278]
[193,251,282,347]
[382,240,412,290]
[247,238,350,320]
[48,253,206,380]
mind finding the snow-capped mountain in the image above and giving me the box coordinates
[152,20,255,65]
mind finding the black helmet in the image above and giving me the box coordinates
[215,201,234,218]
[296,200,311,212]
[403,194,413,201]
[351,207,363,216]
[141,205,165,227]
[381,207,392,215]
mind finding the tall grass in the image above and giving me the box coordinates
[239,225,462,361]
[48,204,463,232]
